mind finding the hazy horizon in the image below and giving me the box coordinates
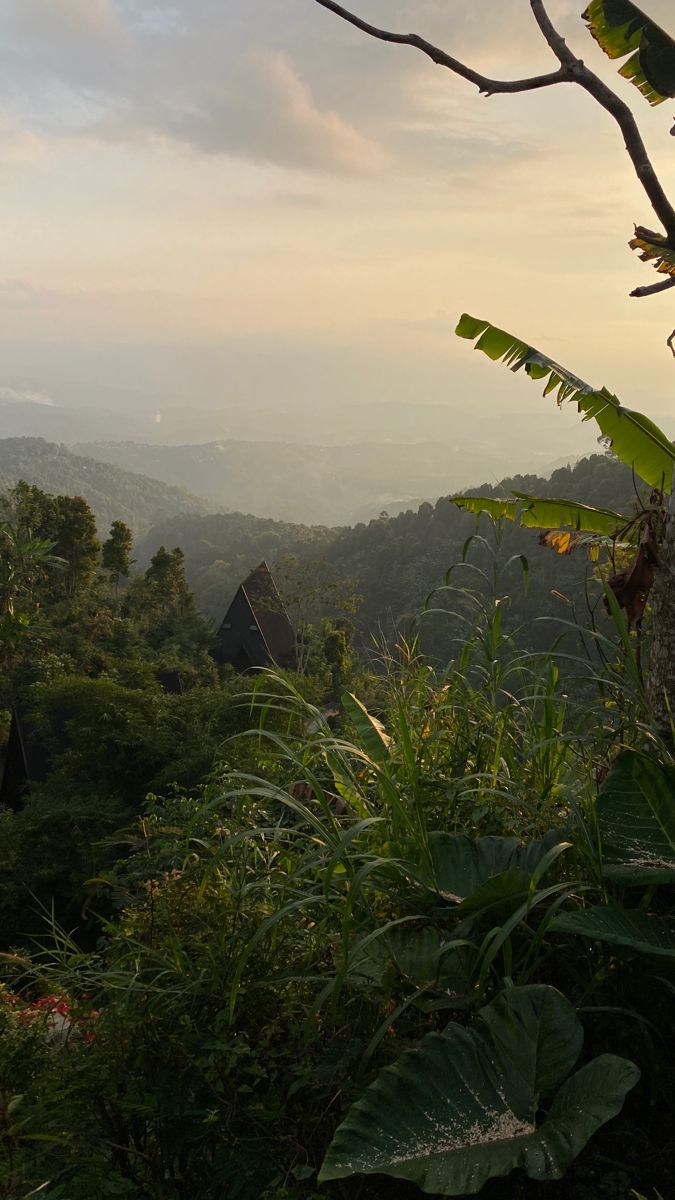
[1,0,674,476]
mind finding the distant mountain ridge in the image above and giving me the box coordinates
[74,438,518,526]
[0,438,208,537]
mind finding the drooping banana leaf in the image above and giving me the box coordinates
[630,225,675,278]
[451,495,520,523]
[596,750,675,883]
[452,494,626,537]
[539,530,602,558]
[320,985,639,1195]
[455,314,674,491]
[551,903,675,957]
[583,0,675,105]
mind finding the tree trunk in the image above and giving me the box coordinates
[646,501,675,735]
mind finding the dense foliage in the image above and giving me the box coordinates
[6,0,675,1193]
[2,473,675,1200]
[139,454,642,665]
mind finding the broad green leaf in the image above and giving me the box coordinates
[453,867,533,917]
[320,985,638,1195]
[479,986,583,1096]
[429,831,567,902]
[551,903,675,957]
[348,925,472,993]
[451,496,519,522]
[597,751,675,883]
[342,692,391,764]
[452,493,626,536]
[583,0,675,105]
[456,314,674,491]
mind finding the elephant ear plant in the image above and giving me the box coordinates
[317,704,641,1195]
[551,751,675,957]
[320,985,639,1195]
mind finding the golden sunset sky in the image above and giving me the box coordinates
[1,0,674,444]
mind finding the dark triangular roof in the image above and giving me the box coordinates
[215,562,295,670]
[241,562,295,661]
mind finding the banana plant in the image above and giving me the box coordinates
[583,1,675,107]
[582,1,675,280]
[452,313,675,729]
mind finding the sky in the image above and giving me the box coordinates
[1,0,674,448]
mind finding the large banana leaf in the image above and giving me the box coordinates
[597,751,675,883]
[320,985,639,1195]
[455,314,674,491]
[452,494,626,536]
[583,0,675,105]
[551,903,675,957]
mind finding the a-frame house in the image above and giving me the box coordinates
[213,562,296,672]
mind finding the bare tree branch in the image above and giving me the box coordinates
[529,0,675,239]
[631,277,675,298]
[312,0,675,241]
[311,0,570,95]
[668,329,675,356]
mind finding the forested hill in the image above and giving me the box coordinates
[0,438,208,537]
[140,454,639,652]
[135,510,340,620]
[319,454,639,654]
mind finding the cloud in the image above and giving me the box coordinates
[0,0,561,176]
[2,0,122,41]
[94,49,389,174]
[0,385,54,406]
[0,279,61,308]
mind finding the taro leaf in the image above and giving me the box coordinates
[596,751,675,883]
[551,903,675,958]
[452,494,626,537]
[454,868,533,918]
[348,925,473,993]
[428,831,567,902]
[455,315,674,491]
[319,985,639,1195]
[342,692,391,764]
[583,0,675,105]
[478,987,584,1096]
